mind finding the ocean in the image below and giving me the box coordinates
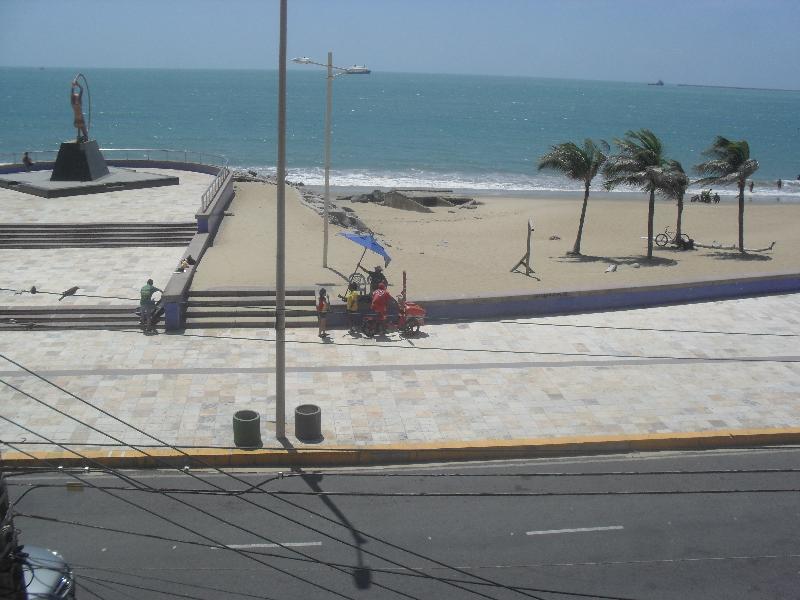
[2,67,799,199]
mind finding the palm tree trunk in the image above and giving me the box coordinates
[647,189,655,259]
[738,181,745,253]
[571,182,591,255]
[676,192,684,239]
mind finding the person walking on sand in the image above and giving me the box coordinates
[316,287,330,338]
[339,281,360,334]
[749,180,754,193]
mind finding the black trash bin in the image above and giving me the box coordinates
[233,409,262,448]
[295,404,322,442]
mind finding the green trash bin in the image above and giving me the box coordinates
[295,404,322,442]
[233,409,262,448]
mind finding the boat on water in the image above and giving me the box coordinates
[345,65,371,74]
[648,79,664,86]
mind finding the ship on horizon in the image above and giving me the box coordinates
[346,65,371,74]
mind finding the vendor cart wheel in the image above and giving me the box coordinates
[402,319,421,336]
[362,319,377,337]
[654,233,669,247]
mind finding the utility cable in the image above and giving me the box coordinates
[75,581,108,600]
[0,434,356,600]
[0,379,461,600]
[0,354,784,599]
[0,432,425,600]
[10,481,800,498]
[80,573,238,600]
[498,319,800,338]
[0,356,552,600]
[21,514,644,600]
[2,319,798,366]
[0,286,138,303]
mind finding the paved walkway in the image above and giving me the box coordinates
[0,169,212,306]
[1,293,798,456]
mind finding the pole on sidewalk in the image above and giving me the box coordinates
[275,0,287,439]
[323,51,332,268]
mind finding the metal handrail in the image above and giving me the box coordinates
[200,166,231,212]
[0,148,228,168]
[1,147,230,211]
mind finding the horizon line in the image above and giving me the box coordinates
[1,64,796,92]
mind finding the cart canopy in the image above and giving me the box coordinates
[338,232,391,267]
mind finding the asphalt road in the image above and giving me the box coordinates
[6,447,800,600]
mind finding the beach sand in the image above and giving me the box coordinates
[192,182,800,299]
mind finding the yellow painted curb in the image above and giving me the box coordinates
[3,428,800,469]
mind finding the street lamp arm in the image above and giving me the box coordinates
[292,57,351,73]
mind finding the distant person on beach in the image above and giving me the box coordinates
[749,180,754,193]
[70,80,88,142]
[777,179,782,190]
[316,287,330,338]
[713,192,720,203]
[360,264,388,292]
[21,152,33,171]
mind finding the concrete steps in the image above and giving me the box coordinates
[184,288,317,329]
[0,306,141,330]
[0,222,196,248]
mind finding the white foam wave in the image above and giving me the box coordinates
[242,165,800,198]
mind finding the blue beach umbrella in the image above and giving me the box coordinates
[338,232,391,268]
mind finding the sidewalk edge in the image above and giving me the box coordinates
[4,428,800,469]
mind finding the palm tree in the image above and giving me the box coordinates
[538,139,609,255]
[695,137,759,253]
[660,160,690,240]
[603,129,669,259]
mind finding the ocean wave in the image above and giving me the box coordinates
[242,165,800,197]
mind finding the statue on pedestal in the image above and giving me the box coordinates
[51,72,109,181]
[70,78,89,142]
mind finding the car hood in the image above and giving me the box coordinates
[20,545,69,597]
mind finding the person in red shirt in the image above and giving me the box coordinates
[370,282,392,335]
[316,288,330,338]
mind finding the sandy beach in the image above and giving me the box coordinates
[191,182,800,300]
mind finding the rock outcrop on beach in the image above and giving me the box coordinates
[339,189,477,212]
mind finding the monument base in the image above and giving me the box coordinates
[51,140,110,181]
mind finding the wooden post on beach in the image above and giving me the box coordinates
[510,219,535,276]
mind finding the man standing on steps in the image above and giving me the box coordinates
[140,279,162,333]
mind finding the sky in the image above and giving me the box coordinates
[1,0,798,88]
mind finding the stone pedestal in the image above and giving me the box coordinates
[51,140,109,181]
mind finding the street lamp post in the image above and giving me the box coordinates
[293,53,369,268]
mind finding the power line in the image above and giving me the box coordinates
[0,356,550,600]
[4,284,798,341]
[21,514,646,600]
[497,319,800,338]
[10,481,800,499]
[0,378,478,600]
[0,357,783,600]
[0,286,138,303]
[0,435,356,600]
[2,320,798,366]
[75,581,109,600]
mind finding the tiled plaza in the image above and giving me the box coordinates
[1,293,798,450]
